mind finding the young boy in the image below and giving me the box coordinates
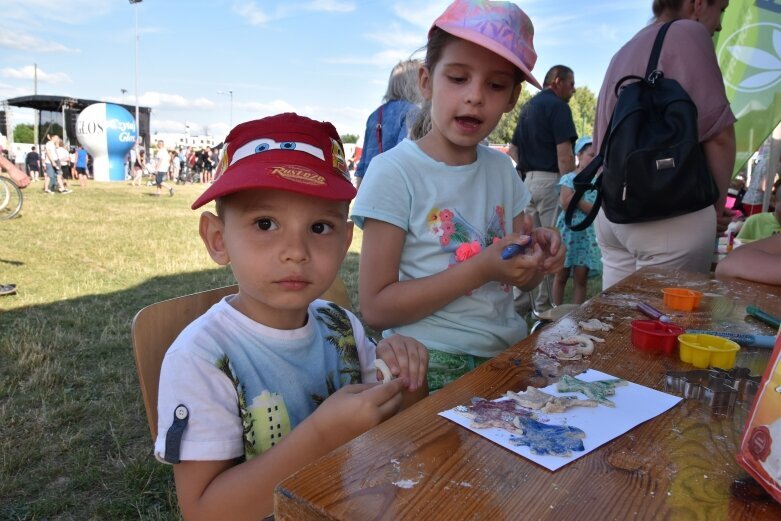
[716,234,781,285]
[155,113,429,519]
[736,202,781,242]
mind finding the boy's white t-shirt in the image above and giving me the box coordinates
[350,139,530,358]
[154,297,377,463]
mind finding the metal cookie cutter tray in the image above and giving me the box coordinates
[664,367,760,409]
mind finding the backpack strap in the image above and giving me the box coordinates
[564,98,614,232]
[375,104,384,154]
[564,154,603,232]
[645,20,675,83]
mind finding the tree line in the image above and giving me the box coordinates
[489,84,597,144]
[341,84,597,148]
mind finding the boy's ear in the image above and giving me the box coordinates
[199,211,230,266]
[419,65,433,101]
[506,84,523,113]
[342,220,354,260]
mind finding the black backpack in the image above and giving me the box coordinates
[565,20,719,231]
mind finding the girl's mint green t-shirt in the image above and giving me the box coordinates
[352,139,530,358]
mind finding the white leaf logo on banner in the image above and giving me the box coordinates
[719,23,781,92]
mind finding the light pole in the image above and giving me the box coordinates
[217,90,234,129]
[129,0,142,143]
[121,88,128,104]
[33,63,39,147]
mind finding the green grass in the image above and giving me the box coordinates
[0,178,598,519]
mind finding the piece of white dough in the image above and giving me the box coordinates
[561,335,595,356]
[578,319,613,332]
[374,359,393,384]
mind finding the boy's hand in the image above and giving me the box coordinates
[376,334,429,391]
[308,380,406,449]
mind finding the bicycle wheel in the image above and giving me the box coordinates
[0,177,23,220]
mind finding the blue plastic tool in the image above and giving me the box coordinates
[501,238,532,260]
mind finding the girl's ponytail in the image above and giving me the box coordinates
[407,100,431,141]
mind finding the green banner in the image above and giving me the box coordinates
[715,0,781,176]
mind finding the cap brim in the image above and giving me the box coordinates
[191,159,356,209]
[434,24,542,90]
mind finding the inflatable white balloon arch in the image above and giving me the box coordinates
[75,103,137,182]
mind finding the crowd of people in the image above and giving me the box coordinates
[14,133,86,194]
[7,133,93,194]
[8,137,222,197]
[128,143,220,190]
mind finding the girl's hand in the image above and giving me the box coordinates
[308,380,406,449]
[376,334,429,391]
[473,234,544,288]
[529,227,566,274]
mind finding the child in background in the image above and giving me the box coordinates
[155,114,429,519]
[552,136,601,305]
[736,201,781,242]
[352,0,565,391]
[153,140,175,197]
[131,148,146,187]
[716,234,781,285]
[74,145,89,188]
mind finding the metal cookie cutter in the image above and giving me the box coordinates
[664,367,760,409]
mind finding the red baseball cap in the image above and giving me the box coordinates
[191,113,356,209]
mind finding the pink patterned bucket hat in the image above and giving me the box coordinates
[430,0,541,89]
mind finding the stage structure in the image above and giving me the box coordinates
[2,94,151,152]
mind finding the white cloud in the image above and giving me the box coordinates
[295,104,372,137]
[304,0,355,13]
[365,23,424,49]
[0,82,32,100]
[1,65,71,84]
[392,1,450,29]
[0,28,78,53]
[140,92,204,109]
[232,1,270,26]
[1,0,111,26]
[232,0,355,26]
[193,97,216,109]
[238,99,296,115]
[151,119,190,133]
[325,48,417,67]
[596,24,621,43]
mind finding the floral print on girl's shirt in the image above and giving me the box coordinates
[427,205,510,293]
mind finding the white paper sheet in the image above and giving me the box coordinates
[438,369,682,471]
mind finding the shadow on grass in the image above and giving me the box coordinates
[0,266,238,520]
[1,252,368,520]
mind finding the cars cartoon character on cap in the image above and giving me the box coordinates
[191,113,356,209]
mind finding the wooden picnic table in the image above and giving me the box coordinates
[275,267,781,520]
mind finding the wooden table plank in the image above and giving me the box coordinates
[275,268,781,520]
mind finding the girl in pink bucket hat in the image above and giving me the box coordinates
[352,0,565,390]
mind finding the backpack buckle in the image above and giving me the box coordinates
[647,70,663,86]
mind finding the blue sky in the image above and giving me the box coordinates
[0,0,651,143]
